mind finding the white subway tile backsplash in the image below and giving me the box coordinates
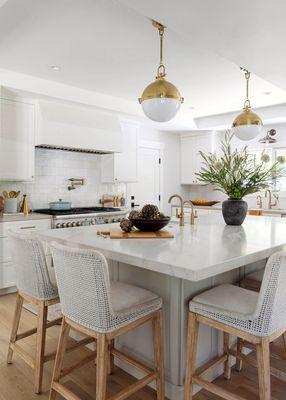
[0,148,126,210]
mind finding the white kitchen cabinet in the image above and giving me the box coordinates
[181,132,221,185]
[101,121,138,183]
[0,97,35,181]
[0,219,51,291]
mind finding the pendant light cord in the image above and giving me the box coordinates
[157,26,166,78]
[242,68,251,109]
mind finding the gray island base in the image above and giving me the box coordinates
[39,215,286,399]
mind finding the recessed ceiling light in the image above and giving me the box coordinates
[263,91,272,95]
[49,65,61,71]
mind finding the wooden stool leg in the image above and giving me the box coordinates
[236,338,243,372]
[184,312,199,400]
[152,310,165,400]
[108,339,115,375]
[49,317,70,400]
[256,338,271,400]
[96,333,108,400]
[7,293,23,364]
[223,332,231,379]
[34,302,48,394]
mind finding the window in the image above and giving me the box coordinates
[248,147,286,192]
[273,148,286,191]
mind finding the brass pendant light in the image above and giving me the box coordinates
[139,20,184,122]
[232,68,263,141]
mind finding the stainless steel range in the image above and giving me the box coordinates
[34,207,128,229]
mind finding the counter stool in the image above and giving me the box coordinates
[239,267,286,355]
[184,251,286,400]
[49,242,165,400]
[7,231,61,394]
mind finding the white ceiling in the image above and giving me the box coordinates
[0,0,286,127]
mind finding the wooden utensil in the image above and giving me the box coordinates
[0,196,4,212]
[14,191,20,198]
[2,191,8,198]
[9,191,16,198]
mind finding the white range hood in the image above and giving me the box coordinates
[36,100,122,153]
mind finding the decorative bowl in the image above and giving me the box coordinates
[191,200,219,207]
[132,217,170,232]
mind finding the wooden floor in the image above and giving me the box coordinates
[0,294,286,400]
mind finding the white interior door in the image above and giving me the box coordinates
[128,145,161,209]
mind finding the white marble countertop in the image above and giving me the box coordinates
[172,203,286,215]
[38,214,286,282]
[0,212,52,223]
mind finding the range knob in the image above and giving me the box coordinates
[104,218,109,224]
[71,222,77,227]
[66,222,72,227]
[56,223,61,229]
[61,223,67,228]
[76,221,81,226]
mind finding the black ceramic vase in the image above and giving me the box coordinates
[222,199,248,226]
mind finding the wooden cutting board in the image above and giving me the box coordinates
[108,226,174,239]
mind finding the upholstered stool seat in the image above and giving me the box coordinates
[190,284,258,322]
[110,281,162,316]
[49,242,165,400]
[184,251,286,400]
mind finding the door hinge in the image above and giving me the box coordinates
[159,195,161,201]
[159,158,161,164]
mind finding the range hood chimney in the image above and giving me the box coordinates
[36,100,122,153]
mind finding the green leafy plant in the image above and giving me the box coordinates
[196,131,285,200]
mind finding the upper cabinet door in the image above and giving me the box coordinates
[181,136,198,184]
[101,121,138,183]
[0,98,35,181]
[181,132,219,185]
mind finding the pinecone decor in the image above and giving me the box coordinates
[120,218,133,233]
[141,204,159,219]
[128,210,141,220]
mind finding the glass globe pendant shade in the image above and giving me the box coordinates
[141,97,181,122]
[232,108,263,141]
[232,124,263,141]
[139,76,183,122]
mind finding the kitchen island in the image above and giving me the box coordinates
[39,214,286,399]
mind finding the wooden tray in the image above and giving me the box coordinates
[98,226,174,239]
